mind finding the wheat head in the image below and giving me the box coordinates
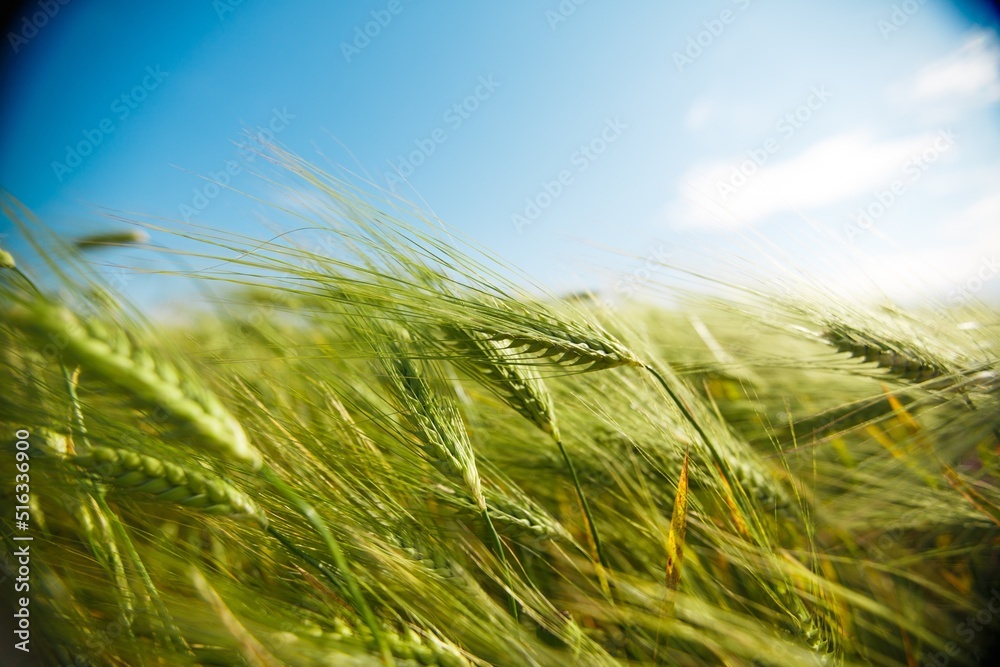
[5,298,261,469]
[72,446,264,520]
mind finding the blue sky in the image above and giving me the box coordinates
[1,0,999,309]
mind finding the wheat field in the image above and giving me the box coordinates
[1,154,998,666]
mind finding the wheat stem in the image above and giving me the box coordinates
[190,567,282,667]
[260,466,395,666]
[556,437,612,596]
[98,492,190,655]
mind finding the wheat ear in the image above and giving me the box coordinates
[5,298,261,468]
[0,247,14,269]
[364,626,472,667]
[434,484,572,544]
[387,352,486,508]
[387,528,460,579]
[822,319,1000,464]
[468,327,642,372]
[822,324,958,385]
[377,331,516,618]
[443,325,612,592]
[299,613,470,666]
[73,230,150,250]
[71,446,265,519]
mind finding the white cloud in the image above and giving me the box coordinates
[787,192,1000,302]
[669,130,941,228]
[893,29,1000,106]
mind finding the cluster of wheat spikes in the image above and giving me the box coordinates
[1,154,998,667]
